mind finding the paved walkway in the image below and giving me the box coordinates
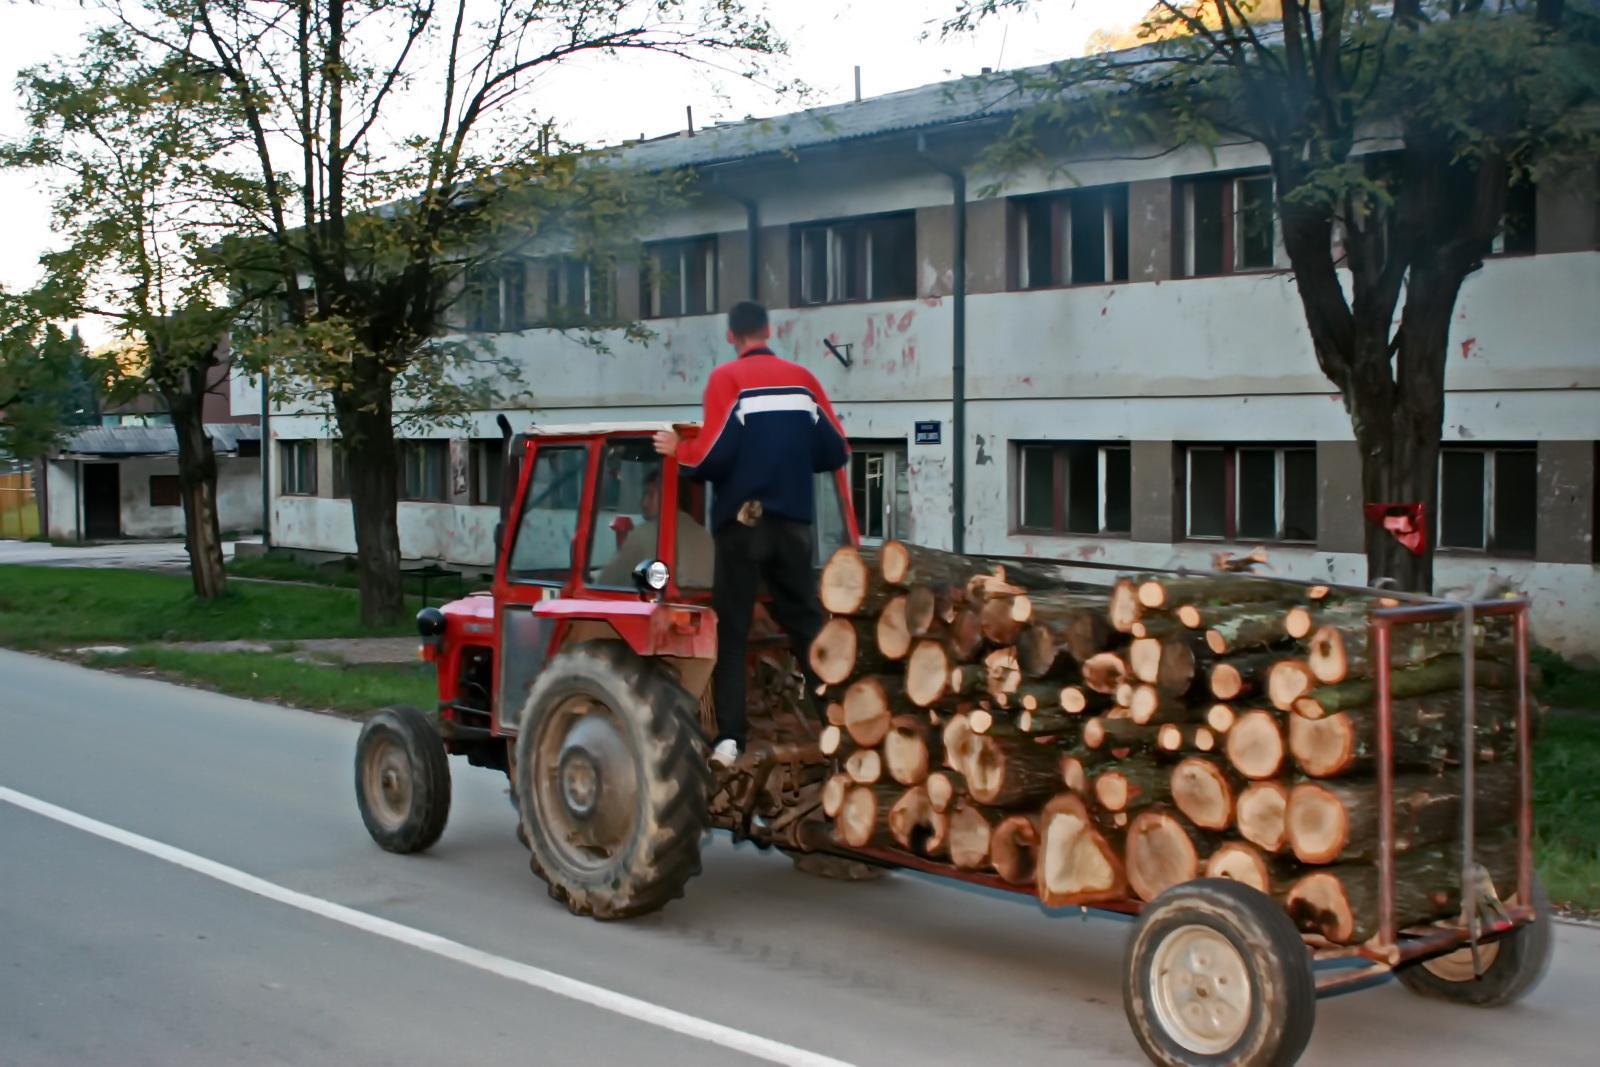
[155,636,420,666]
[0,538,253,569]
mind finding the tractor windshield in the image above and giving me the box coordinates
[589,440,714,590]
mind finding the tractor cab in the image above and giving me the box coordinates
[366,421,858,913]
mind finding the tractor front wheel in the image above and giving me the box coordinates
[515,643,710,919]
[355,705,452,854]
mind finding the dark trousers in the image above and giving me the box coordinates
[711,518,824,746]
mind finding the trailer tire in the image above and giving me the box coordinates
[1396,876,1553,1007]
[515,642,709,920]
[355,705,452,854]
[1125,879,1315,1067]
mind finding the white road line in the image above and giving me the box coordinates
[0,785,858,1067]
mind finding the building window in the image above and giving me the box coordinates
[237,439,261,458]
[280,440,317,496]
[1492,179,1538,256]
[463,259,527,333]
[399,440,449,503]
[1015,442,1132,536]
[1185,444,1316,542]
[644,237,717,318]
[850,443,913,545]
[535,256,616,325]
[794,212,916,306]
[1179,172,1276,277]
[149,475,181,507]
[1014,185,1130,288]
[1438,447,1536,555]
[331,444,350,499]
[471,438,505,506]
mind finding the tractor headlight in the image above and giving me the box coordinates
[416,607,446,638]
[632,558,670,595]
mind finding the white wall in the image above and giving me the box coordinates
[44,456,260,540]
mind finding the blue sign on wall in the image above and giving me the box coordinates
[914,420,941,445]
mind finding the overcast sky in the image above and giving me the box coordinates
[0,0,1150,337]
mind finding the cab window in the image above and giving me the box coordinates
[813,470,852,567]
[507,444,589,582]
[589,440,715,590]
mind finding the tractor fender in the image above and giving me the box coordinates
[533,597,717,660]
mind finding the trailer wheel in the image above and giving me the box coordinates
[1396,876,1553,1007]
[515,642,710,920]
[355,705,452,854]
[1125,879,1315,1067]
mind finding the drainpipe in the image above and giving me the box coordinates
[917,134,967,553]
[711,173,761,306]
[259,365,271,547]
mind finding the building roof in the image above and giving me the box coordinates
[56,423,261,458]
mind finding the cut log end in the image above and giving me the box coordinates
[1170,757,1234,831]
[905,640,952,708]
[1109,579,1142,633]
[1286,781,1351,865]
[1237,780,1291,853]
[888,787,946,856]
[844,747,883,785]
[926,770,962,813]
[1125,810,1201,902]
[820,724,844,756]
[884,715,934,786]
[876,596,914,661]
[1225,710,1286,780]
[1285,871,1357,944]
[1136,579,1169,610]
[821,773,851,819]
[1288,709,1356,778]
[1082,652,1129,695]
[1206,703,1236,734]
[835,785,882,848]
[947,802,994,870]
[820,546,873,615]
[1176,604,1203,629]
[809,617,861,685]
[1038,793,1126,905]
[842,676,894,747]
[1060,755,1089,795]
[1268,660,1317,711]
[1284,605,1314,640]
[1205,842,1272,895]
[991,815,1041,885]
[879,539,914,586]
[1306,625,1349,686]
[1210,662,1244,701]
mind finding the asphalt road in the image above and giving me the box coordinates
[2,648,1596,1067]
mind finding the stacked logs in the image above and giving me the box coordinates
[812,540,1522,944]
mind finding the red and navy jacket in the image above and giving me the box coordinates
[677,346,849,532]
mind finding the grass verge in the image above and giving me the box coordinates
[82,645,436,716]
[1534,708,1600,916]
[229,549,484,595]
[0,564,411,648]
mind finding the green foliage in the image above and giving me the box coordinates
[0,303,99,458]
[0,564,410,648]
[1533,646,1600,711]
[1534,709,1600,913]
[81,645,438,716]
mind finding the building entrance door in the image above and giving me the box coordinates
[82,463,121,540]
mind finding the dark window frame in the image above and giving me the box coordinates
[1491,178,1539,257]
[149,474,181,508]
[462,258,528,333]
[1013,441,1133,537]
[535,255,617,326]
[470,438,506,506]
[398,440,450,503]
[643,236,718,319]
[279,440,318,496]
[1183,443,1317,544]
[849,440,913,545]
[792,210,917,307]
[1437,445,1538,557]
[1011,184,1132,290]
[1177,170,1278,278]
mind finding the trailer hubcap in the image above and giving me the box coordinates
[535,696,639,871]
[362,737,412,831]
[1149,926,1252,1055]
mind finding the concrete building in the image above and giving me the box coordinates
[41,424,261,541]
[247,66,1600,655]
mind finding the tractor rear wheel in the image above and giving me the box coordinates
[515,642,710,919]
[355,705,452,854]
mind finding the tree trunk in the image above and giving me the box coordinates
[1287,690,1517,778]
[166,390,227,600]
[336,398,404,626]
[964,732,1061,807]
[1092,763,1170,814]
[1125,809,1209,902]
[1285,765,1517,866]
[1293,655,1518,719]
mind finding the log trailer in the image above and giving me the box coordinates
[353,421,1550,1067]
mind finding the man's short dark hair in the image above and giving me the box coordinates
[728,301,768,338]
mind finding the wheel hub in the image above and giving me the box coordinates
[559,747,602,818]
[533,696,641,872]
[1149,925,1253,1055]
[362,738,413,831]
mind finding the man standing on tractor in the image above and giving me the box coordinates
[654,300,849,767]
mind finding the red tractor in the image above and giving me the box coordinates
[354,421,1551,1067]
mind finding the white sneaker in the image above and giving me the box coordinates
[711,739,741,767]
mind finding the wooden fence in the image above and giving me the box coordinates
[0,469,40,539]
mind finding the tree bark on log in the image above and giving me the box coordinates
[1060,685,1114,716]
[1208,652,1280,702]
[1093,763,1171,814]
[1020,707,1080,735]
[980,595,1030,646]
[820,545,892,615]
[884,714,938,786]
[1125,809,1209,902]
[1156,634,1211,697]
[1286,766,1517,865]
[1225,710,1287,779]
[1084,714,1159,754]
[947,801,995,870]
[1170,757,1237,831]
[1037,793,1128,905]
[1287,691,1516,778]
[1292,656,1519,719]
[1014,596,1114,676]
[991,814,1041,885]
[1129,685,1201,726]
[1304,617,1515,685]
[1139,575,1300,611]
[965,732,1063,807]
[1156,724,1217,755]
[1204,608,1296,655]
[1059,752,1100,796]
[1237,780,1291,853]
